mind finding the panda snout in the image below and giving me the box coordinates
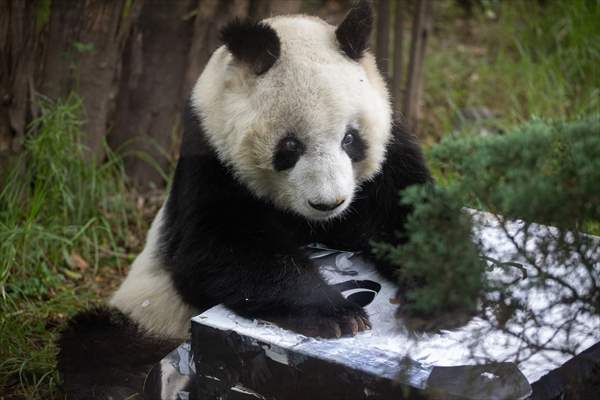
[308,198,345,212]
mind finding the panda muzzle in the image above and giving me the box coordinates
[308,198,345,212]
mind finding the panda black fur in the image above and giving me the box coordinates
[58,1,430,398]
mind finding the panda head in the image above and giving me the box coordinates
[191,1,391,221]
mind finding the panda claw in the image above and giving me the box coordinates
[349,318,359,335]
[332,323,342,338]
[266,305,370,338]
[362,316,372,330]
[355,318,364,332]
[356,316,366,332]
[361,315,372,331]
[280,316,343,338]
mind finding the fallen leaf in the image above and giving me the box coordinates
[68,253,89,271]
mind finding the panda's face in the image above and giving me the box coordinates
[268,122,366,221]
[192,13,391,221]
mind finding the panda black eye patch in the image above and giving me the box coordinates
[342,128,367,162]
[273,135,305,171]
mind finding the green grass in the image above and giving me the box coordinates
[422,0,600,140]
[0,96,145,399]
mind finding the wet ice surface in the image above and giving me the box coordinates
[193,211,600,383]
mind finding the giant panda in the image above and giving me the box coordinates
[58,1,430,398]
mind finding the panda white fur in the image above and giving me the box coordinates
[58,1,430,398]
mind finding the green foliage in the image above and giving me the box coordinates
[374,117,600,325]
[430,118,600,231]
[0,95,140,398]
[372,184,484,318]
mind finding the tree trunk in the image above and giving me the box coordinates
[0,0,140,164]
[375,0,391,79]
[391,0,404,117]
[1,0,46,160]
[109,0,197,189]
[40,0,140,157]
[402,0,432,132]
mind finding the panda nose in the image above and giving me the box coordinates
[309,198,345,212]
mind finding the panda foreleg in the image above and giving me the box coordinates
[167,218,371,338]
[232,261,373,338]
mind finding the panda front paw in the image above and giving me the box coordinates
[267,302,371,338]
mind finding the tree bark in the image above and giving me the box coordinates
[0,0,141,165]
[1,1,42,160]
[109,0,197,189]
[41,0,141,157]
[391,0,404,117]
[402,0,432,132]
[375,0,391,79]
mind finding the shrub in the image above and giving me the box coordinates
[375,117,600,330]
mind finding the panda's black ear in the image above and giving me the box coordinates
[335,0,373,60]
[220,19,281,75]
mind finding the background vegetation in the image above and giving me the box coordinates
[0,97,152,398]
[0,0,599,398]
[423,0,600,141]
